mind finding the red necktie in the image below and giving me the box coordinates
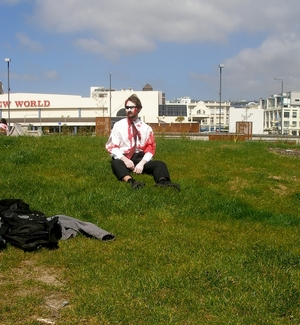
[127,122,139,159]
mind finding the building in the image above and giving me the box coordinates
[164,97,230,132]
[199,101,231,132]
[261,90,300,135]
[2,83,282,136]
[228,103,264,134]
[0,86,165,133]
[0,85,214,134]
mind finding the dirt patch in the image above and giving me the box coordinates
[14,260,64,287]
[3,259,69,325]
[228,177,248,191]
[269,147,300,157]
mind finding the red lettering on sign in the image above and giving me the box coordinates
[15,101,23,107]
[0,100,51,108]
[0,101,10,108]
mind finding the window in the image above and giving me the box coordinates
[284,121,289,127]
[292,111,297,118]
[117,108,126,117]
[284,111,290,118]
[159,105,187,117]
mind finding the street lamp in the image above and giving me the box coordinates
[4,58,11,129]
[219,64,224,132]
[274,78,283,135]
[109,72,112,131]
[109,72,112,119]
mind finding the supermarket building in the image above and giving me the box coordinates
[0,84,223,134]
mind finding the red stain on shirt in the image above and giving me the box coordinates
[139,131,156,155]
[106,117,156,159]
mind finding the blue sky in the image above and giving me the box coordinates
[1,0,300,101]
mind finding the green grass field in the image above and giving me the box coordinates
[0,135,299,324]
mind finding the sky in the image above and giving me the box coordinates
[1,0,300,102]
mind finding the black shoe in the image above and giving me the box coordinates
[155,180,180,191]
[128,179,145,189]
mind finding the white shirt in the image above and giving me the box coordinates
[106,117,156,162]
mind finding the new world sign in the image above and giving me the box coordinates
[0,100,51,108]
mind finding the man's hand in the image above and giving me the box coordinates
[121,156,135,170]
[134,159,146,174]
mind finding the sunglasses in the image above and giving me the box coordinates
[125,106,137,110]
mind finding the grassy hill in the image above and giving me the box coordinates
[0,135,299,324]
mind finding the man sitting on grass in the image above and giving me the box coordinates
[106,94,180,191]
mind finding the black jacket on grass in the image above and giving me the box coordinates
[0,199,115,251]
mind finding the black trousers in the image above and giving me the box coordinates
[111,152,170,183]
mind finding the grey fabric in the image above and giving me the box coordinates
[48,215,115,242]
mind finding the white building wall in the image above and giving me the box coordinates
[229,107,264,134]
[261,91,300,135]
[0,88,163,126]
[1,88,268,135]
[108,89,163,123]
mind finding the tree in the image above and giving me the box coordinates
[175,116,185,123]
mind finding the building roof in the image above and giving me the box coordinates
[142,83,153,91]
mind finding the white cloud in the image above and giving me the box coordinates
[0,0,26,4]
[74,35,156,60]
[15,32,43,52]
[11,72,39,82]
[222,33,300,98]
[41,70,59,80]
[32,0,234,47]
[11,70,59,82]
[32,0,300,45]
[190,30,300,99]
[9,0,300,99]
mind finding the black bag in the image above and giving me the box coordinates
[0,234,6,249]
[0,199,62,252]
